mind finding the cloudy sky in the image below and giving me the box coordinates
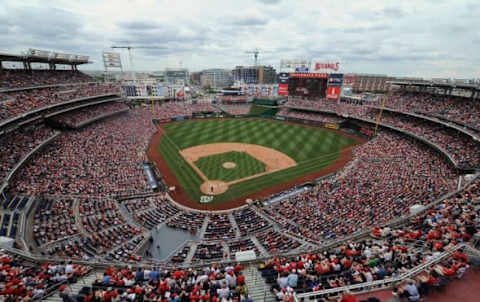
[1,0,479,78]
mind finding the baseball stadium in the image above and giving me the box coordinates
[1,2,480,302]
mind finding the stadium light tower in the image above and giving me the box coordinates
[111,45,166,81]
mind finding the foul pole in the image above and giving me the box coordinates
[374,94,387,136]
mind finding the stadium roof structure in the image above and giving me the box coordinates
[0,49,91,67]
[390,78,480,91]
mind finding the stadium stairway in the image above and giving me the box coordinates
[43,270,99,302]
[245,265,276,302]
[228,212,242,239]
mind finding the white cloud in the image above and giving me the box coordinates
[0,0,478,78]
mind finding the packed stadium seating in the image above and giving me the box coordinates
[9,108,154,196]
[218,104,252,115]
[260,130,458,242]
[0,82,120,123]
[0,69,92,89]
[154,101,220,120]
[1,68,480,301]
[277,107,344,123]
[375,91,480,130]
[259,178,478,300]
[50,101,129,128]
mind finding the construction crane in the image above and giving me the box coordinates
[111,45,166,81]
[245,48,261,66]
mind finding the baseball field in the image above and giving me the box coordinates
[149,118,361,209]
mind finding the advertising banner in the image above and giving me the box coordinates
[295,67,309,72]
[278,84,289,96]
[328,73,344,86]
[278,72,290,84]
[326,86,341,100]
[272,85,278,96]
[290,73,328,79]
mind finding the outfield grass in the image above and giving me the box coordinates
[158,118,358,204]
[194,151,266,182]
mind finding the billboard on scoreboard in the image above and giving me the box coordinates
[290,72,328,78]
[278,84,289,96]
[277,72,290,84]
[295,67,309,72]
[328,73,344,86]
[326,86,341,100]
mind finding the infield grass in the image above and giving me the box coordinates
[194,151,266,182]
[157,118,358,204]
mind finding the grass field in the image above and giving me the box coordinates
[248,104,279,116]
[194,151,266,182]
[157,118,358,205]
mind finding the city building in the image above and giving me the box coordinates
[233,65,276,84]
[200,69,233,88]
[190,72,201,86]
[165,68,189,85]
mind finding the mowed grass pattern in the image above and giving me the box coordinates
[194,151,266,182]
[158,118,358,204]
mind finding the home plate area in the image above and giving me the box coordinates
[179,143,297,197]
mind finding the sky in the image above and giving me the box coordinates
[1,0,479,78]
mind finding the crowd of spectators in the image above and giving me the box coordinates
[155,102,192,120]
[220,95,249,103]
[191,102,221,113]
[32,198,78,247]
[375,91,480,129]
[0,249,91,300]
[258,177,479,299]
[78,199,126,234]
[284,96,480,168]
[218,104,252,115]
[233,208,270,237]
[278,108,344,123]
[361,109,480,168]
[285,98,339,112]
[155,101,220,120]
[167,212,206,235]
[0,69,92,90]
[50,102,129,128]
[125,196,180,230]
[90,263,249,302]
[192,243,225,262]
[260,130,458,243]
[228,239,259,259]
[205,214,236,241]
[10,108,155,196]
[0,124,57,182]
[0,82,120,122]
[256,229,301,254]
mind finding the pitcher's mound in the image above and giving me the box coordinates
[222,162,237,169]
[200,180,229,195]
